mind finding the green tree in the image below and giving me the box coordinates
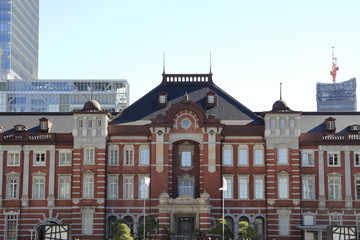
[109,219,133,240]
[238,221,259,240]
[208,218,234,240]
[137,215,159,239]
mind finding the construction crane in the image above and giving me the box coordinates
[330,46,339,83]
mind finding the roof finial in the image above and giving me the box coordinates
[330,46,339,83]
[163,51,166,74]
[280,82,282,100]
[209,51,212,73]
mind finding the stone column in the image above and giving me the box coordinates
[344,151,353,207]
[22,149,30,207]
[318,151,326,208]
[48,150,56,207]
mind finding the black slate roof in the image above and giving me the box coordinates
[111,73,263,125]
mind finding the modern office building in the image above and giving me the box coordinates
[0,79,129,112]
[316,78,357,112]
[1,72,360,240]
[0,0,39,79]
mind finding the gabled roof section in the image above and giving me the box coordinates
[111,73,263,125]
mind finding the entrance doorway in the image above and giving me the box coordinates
[178,217,194,235]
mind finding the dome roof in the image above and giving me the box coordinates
[82,100,101,112]
[272,99,292,112]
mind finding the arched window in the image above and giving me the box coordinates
[254,216,265,239]
[239,216,249,222]
[107,216,118,237]
[124,216,134,233]
[225,216,234,233]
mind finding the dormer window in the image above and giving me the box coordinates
[39,117,52,132]
[206,91,217,108]
[157,91,167,108]
[349,124,360,133]
[324,117,336,132]
[14,124,28,132]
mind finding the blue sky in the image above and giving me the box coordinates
[39,0,360,111]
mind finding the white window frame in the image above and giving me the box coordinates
[6,173,20,199]
[139,146,150,166]
[84,147,95,165]
[108,146,119,166]
[223,175,233,199]
[328,175,341,200]
[301,152,314,166]
[5,213,18,240]
[181,151,192,167]
[254,175,265,199]
[238,175,249,199]
[32,174,46,199]
[178,175,195,198]
[277,147,288,165]
[59,152,72,166]
[83,172,95,199]
[108,175,119,199]
[278,173,289,199]
[222,145,233,166]
[330,214,342,226]
[238,146,249,166]
[123,175,134,199]
[58,175,71,199]
[7,152,20,166]
[254,146,264,166]
[139,175,150,199]
[82,208,95,235]
[123,145,134,166]
[278,210,290,235]
[328,152,340,166]
[302,175,315,200]
[33,152,46,166]
[77,119,83,128]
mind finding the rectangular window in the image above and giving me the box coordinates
[139,176,150,199]
[279,213,290,235]
[124,147,134,165]
[179,179,195,198]
[329,177,341,200]
[330,215,341,226]
[254,149,264,165]
[78,119,83,128]
[181,151,192,167]
[108,175,118,199]
[7,176,19,199]
[270,119,276,129]
[7,152,20,166]
[33,176,45,199]
[356,178,360,200]
[238,149,248,166]
[238,177,249,199]
[34,153,46,166]
[355,153,360,166]
[223,177,233,199]
[109,149,119,165]
[254,177,264,199]
[87,119,93,128]
[97,119,102,127]
[5,214,17,240]
[278,175,289,199]
[279,119,285,129]
[82,208,94,235]
[59,176,71,199]
[59,153,71,166]
[302,176,315,200]
[223,149,232,165]
[84,174,94,198]
[278,148,288,164]
[328,153,340,166]
[84,148,95,164]
[140,149,150,165]
[123,176,134,199]
[302,153,314,166]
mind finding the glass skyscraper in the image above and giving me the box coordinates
[0,0,39,80]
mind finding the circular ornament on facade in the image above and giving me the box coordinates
[181,118,192,129]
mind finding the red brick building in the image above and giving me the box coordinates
[0,73,359,240]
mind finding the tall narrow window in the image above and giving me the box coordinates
[329,176,341,200]
[139,175,150,199]
[58,175,71,199]
[59,152,71,166]
[254,148,264,166]
[5,214,18,240]
[356,177,360,200]
[78,119,83,128]
[6,174,19,199]
[140,147,150,165]
[32,175,45,199]
[302,176,315,200]
[7,152,20,166]
[108,148,119,165]
[223,176,233,199]
[277,148,288,165]
[254,176,264,199]
[84,148,95,164]
[238,176,249,199]
[179,178,195,198]
[181,151,192,167]
[108,175,118,199]
[123,145,134,166]
[278,211,290,235]
[82,208,95,235]
[83,173,94,198]
[238,147,248,166]
[123,175,134,199]
[355,153,360,166]
[223,146,233,166]
[278,174,289,199]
